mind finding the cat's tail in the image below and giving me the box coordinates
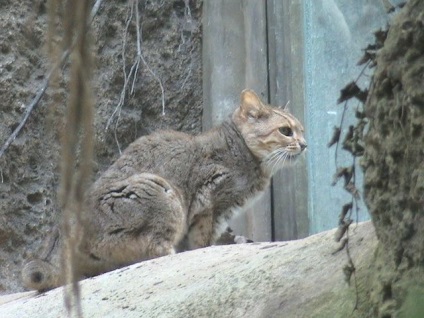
[21,259,60,292]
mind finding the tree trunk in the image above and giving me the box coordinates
[362,0,424,316]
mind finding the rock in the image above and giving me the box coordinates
[0,221,377,318]
[0,0,203,294]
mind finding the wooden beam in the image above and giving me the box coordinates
[267,0,309,240]
[202,0,272,241]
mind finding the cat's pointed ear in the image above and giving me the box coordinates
[282,100,290,112]
[240,89,266,119]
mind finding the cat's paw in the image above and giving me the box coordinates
[234,235,254,244]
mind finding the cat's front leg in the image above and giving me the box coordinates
[186,165,232,250]
[186,214,214,250]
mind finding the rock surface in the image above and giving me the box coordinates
[0,0,202,293]
[0,221,377,318]
[360,0,424,314]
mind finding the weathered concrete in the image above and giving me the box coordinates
[0,221,377,318]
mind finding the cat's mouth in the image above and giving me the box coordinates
[287,144,307,159]
[285,152,302,162]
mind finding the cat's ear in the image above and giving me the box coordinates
[239,89,266,119]
[282,100,290,112]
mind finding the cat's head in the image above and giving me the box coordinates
[232,89,307,176]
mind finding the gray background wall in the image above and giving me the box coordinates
[304,0,388,233]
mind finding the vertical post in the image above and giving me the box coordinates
[203,0,272,241]
[267,0,309,240]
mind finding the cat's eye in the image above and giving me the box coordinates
[279,126,293,137]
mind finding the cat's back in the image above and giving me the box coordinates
[97,129,197,184]
[124,129,195,162]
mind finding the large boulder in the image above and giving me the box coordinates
[0,221,376,318]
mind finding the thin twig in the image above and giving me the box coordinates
[90,0,103,21]
[106,0,133,132]
[334,60,371,169]
[140,54,166,115]
[0,77,49,159]
[345,229,359,312]
[106,0,166,152]
[334,100,348,169]
[0,0,104,160]
[106,0,135,153]
[131,0,142,94]
[134,0,165,115]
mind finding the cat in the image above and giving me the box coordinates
[22,89,307,291]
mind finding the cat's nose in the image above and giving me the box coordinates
[300,142,307,151]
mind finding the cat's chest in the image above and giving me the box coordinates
[188,162,267,213]
[223,179,270,228]
[231,188,267,217]
[212,188,267,241]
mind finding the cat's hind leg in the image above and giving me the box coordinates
[82,173,186,275]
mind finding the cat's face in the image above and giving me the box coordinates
[232,89,307,176]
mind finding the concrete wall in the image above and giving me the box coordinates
[304,0,388,233]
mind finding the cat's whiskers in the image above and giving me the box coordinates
[263,148,292,175]
[271,151,283,174]
[274,151,286,172]
[269,154,280,175]
[263,148,282,173]
[276,152,289,174]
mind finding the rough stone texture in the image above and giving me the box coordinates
[361,0,424,315]
[0,222,377,318]
[0,0,202,294]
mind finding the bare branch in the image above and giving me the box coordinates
[106,0,166,153]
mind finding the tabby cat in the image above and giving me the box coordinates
[22,89,306,291]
